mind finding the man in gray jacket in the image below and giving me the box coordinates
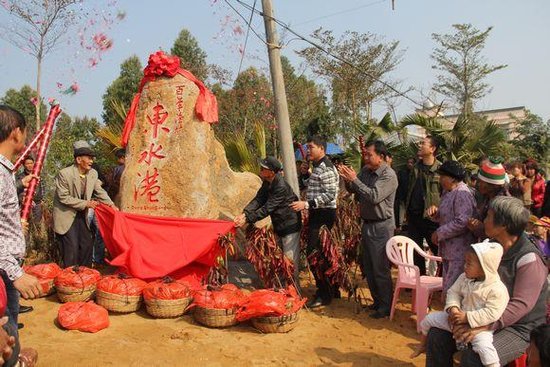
[339,140,398,318]
[53,141,114,267]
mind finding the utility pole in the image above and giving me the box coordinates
[261,0,299,195]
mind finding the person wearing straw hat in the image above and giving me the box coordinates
[528,216,550,258]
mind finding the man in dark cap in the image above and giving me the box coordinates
[53,141,114,267]
[235,156,302,287]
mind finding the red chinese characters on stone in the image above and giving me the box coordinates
[175,85,185,129]
[134,168,161,203]
[146,102,170,139]
[138,142,166,166]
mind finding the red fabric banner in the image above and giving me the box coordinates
[94,205,234,285]
[121,50,218,147]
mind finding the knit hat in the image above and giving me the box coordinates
[478,157,506,185]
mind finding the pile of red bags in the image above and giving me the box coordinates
[236,286,306,322]
[97,274,147,296]
[143,277,191,301]
[54,266,101,289]
[57,301,109,333]
[192,284,248,310]
[24,263,62,295]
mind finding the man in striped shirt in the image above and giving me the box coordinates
[0,105,42,364]
[291,135,339,308]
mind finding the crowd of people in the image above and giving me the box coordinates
[1,101,549,366]
[235,134,549,366]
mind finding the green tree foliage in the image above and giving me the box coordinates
[431,24,507,116]
[214,67,274,146]
[513,112,550,164]
[171,28,208,80]
[280,56,330,142]
[102,55,142,128]
[297,28,404,145]
[1,85,46,138]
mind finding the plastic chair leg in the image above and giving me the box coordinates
[390,286,401,320]
[415,289,429,333]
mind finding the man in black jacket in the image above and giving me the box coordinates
[235,156,302,287]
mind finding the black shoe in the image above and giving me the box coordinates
[17,323,24,329]
[369,310,390,319]
[367,303,379,311]
[333,289,342,299]
[307,297,330,309]
[19,305,33,314]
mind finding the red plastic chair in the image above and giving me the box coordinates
[386,235,443,332]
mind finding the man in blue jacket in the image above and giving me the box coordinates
[235,156,302,287]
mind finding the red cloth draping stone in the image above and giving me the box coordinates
[95,204,234,286]
[121,50,218,147]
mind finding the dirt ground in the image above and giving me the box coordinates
[18,269,438,367]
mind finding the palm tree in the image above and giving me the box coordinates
[399,112,507,168]
[220,122,266,174]
[96,99,126,151]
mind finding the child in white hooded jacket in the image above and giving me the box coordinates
[412,240,510,367]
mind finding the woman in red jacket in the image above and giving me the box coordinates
[525,159,546,217]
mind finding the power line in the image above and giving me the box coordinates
[231,0,424,110]
[223,0,266,47]
[295,0,387,26]
[236,0,257,78]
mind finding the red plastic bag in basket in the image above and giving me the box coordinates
[54,266,101,288]
[192,284,248,309]
[24,263,62,280]
[97,274,147,296]
[236,286,306,322]
[143,278,191,300]
[57,302,109,333]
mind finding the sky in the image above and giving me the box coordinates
[0,0,549,124]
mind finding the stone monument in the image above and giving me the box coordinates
[119,51,261,220]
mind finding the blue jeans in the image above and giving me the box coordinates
[1,272,22,367]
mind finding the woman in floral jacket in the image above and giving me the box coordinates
[426,161,477,293]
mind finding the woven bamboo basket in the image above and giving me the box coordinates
[251,312,299,333]
[96,289,142,313]
[56,284,96,303]
[193,306,237,328]
[144,297,192,318]
[39,279,56,297]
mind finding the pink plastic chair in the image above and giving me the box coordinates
[386,235,443,332]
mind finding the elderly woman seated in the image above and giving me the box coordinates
[425,196,548,367]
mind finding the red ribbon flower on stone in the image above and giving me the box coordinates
[144,50,181,78]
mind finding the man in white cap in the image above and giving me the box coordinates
[53,141,114,267]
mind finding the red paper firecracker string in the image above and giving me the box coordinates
[18,102,62,221]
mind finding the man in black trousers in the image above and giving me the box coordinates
[339,140,398,318]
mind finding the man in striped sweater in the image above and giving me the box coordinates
[291,135,339,308]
